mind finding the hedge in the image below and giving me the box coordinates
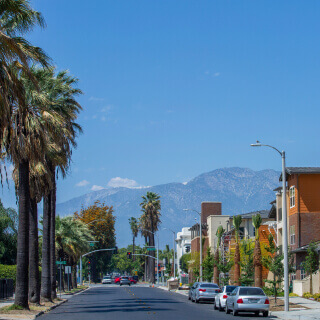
[0,264,16,286]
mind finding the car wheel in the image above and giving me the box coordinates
[232,307,238,316]
[225,304,231,314]
[188,295,191,301]
[196,298,199,303]
[120,284,122,286]
[255,311,260,316]
[263,311,269,317]
[219,301,223,312]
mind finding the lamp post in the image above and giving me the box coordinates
[163,228,176,279]
[184,209,202,282]
[140,228,159,285]
[251,141,289,312]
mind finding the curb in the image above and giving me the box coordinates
[34,299,67,319]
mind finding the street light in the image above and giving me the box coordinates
[251,141,289,312]
[140,228,159,285]
[183,208,203,282]
[163,228,176,279]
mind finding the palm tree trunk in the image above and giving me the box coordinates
[40,193,52,301]
[133,236,135,262]
[214,249,219,285]
[29,198,40,304]
[234,243,241,286]
[15,160,30,309]
[310,274,313,294]
[72,264,77,289]
[254,239,262,287]
[50,167,57,299]
[150,234,155,283]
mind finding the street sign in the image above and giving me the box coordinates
[65,266,71,274]
[56,261,67,265]
[90,243,95,247]
[147,248,156,251]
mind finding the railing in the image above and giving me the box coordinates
[0,279,14,299]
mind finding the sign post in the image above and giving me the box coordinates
[65,266,71,291]
[56,260,67,298]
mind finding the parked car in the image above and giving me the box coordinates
[114,276,121,284]
[120,276,131,286]
[188,282,199,301]
[214,285,238,311]
[129,276,137,284]
[189,282,220,303]
[132,275,139,282]
[102,276,112,284]
[225,286,269,317]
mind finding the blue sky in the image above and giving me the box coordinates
[2,0,320,207]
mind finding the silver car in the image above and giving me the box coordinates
[102,276,112,284]
[120,276,131,286]
[190,282,221,303]
[214,285,238,311]
[225,286,270,317]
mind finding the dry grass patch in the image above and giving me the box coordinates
[269,298,307,311]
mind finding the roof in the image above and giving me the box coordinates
[280,167,320,181]
[273,186,282,192]
[269,200,276,205]
[291,242,320,253]
[268,205,276,219]
[236,210,269,219]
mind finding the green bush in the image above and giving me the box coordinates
[312,293,320,301]
[0,264,16,286]
[303,292,312,299]
[289,293,299,297]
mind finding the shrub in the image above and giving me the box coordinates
[289,293,299,297]
[312,293,320,301]
[303,292,312,299]
[0,265,16,287]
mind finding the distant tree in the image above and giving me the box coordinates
[180,253,190,274]
[216,252,234,287]
[128,217,139,261]
[252,214,263,287]
[239,239,254,286]
[233,215,242,285]
[302,241,319,294]
[203,247,214,282]
[214,225,225,285]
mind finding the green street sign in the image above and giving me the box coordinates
[147,248,156,251]
[90,243,95,247]
[56,261,67,265]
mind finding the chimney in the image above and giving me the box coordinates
[201,202,222,224]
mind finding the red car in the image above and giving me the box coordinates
[129,276,137,284]
[114,276,121,284]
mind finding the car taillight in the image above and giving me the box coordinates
[223,295,228,299]
[265,299,270,305]
[237,298,243,304]
[199,289,206,292]
[216,289,221,293]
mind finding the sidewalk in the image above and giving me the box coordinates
[155,284,189,296]
[272,297,320,320]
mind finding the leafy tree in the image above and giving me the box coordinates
[252,214,263,287]
[74,201,116,276]
[214,225,225,285]
[180,253,190,274]
[188,252,200,280]
[216,252,234,286]
[233,215,242,285]
[239,239,254,286]
[202,247,214,282]
[262,234,284,304]
[139,192,161,283]
[302,241,319,294]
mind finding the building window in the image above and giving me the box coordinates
[278,208,282,221]
[300,265,306,280]
[291,273,296,281]
[290,186,295,208]
[290,225,295,245]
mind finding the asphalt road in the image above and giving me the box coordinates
[39,285,266,320]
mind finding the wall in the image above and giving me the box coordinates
[207,215,230,249]
[293,270,320,295]
[299,174,320,213]
[201,202,221,224]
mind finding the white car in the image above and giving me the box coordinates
[214,285,238,311]
[102,276,112,284]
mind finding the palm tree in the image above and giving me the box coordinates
[233,215,242,286]
[139,192,161,283]
[129,217,139,261]
[0,1,49,309]
[214,225,225,285]
[252,214,263,288]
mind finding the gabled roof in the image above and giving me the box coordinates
[268,204,276,219]
[237,210,269,219]
[280,167,320,181]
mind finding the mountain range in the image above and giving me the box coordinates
[56,167,281,248]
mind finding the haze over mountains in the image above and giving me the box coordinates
[56,167,280,247]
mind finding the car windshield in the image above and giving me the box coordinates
[226,286,237,293]
[200,284,219,288]
[122,277,128,280]
[103,277,110,279]
[239,288,265,296]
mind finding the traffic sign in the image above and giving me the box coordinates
[147,248,156,251]
[56,261,66,265]
[65,266,71,274]
[90,243,95,247]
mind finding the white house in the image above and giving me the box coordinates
[175,227,191,275]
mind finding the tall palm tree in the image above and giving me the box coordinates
[214,225,225,285]
[233,215,242,286]
[129,217,138,261]
[139,192,161,283]
[252,214,263,287]
[0,1,49,309]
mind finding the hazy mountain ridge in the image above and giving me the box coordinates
[56,167,280,247]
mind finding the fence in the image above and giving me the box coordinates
[0,279,14,299]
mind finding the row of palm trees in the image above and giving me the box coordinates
[129,192,162,283]
[215,213,263,287]
[0,1,83,308]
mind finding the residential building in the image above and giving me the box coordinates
[175,227,191,275]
